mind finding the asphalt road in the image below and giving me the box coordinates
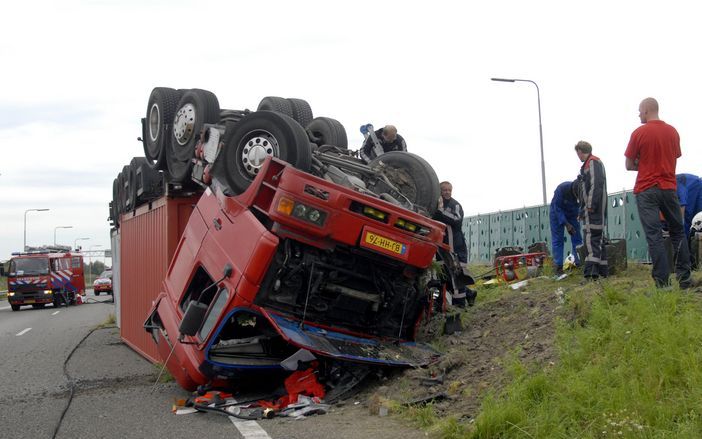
[0,291,428,439]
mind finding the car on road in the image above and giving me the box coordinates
[93,270,112,296]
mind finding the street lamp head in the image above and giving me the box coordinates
[491,77,516,82]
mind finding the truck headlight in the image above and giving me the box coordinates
[44,290,52,295]
[8,292,14,297]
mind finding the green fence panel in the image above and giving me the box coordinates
[465,216,480,262]
[478,214,492,262]
[623,191,649,260]
[607,191,627,241]
[539,205,551,247]
[463,189,650,263]
[524,206,543,247]
[488,213,502,260]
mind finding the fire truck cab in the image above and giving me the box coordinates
[6,249,85,311]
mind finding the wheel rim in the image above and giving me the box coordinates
[173,103,196,146]
[238,130,280,177]
[148,103,161,142]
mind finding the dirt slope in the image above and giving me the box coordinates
[372,277,564,423]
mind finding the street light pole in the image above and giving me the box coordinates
[491,77,547,205]
[54,226,73,246]
[74,237,90,251]
[88,244,103,285]
[24,208,50,252]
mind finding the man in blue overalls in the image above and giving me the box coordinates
[549,181,582,275]
[676,173,702,238]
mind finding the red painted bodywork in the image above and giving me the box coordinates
[146,158,449,390]
[7,251,85,308]
[119,195,200,363]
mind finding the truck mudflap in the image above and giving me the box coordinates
[261,309,439,367]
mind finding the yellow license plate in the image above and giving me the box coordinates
[364,232,406,255]
[26,299,35,304]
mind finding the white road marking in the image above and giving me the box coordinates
[16,328,32,336]
[229,419,272,439]
[0,306,10,311]
[52,310,61,316]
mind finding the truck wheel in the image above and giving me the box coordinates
[94,291,100,296]
[369,152,441,216]
[168,89,220,183]
[287,98,313,128]
[257,96,293,117]
[120,164,132,211]
[145,87,183,170]
[306,117,348,148]
[111,177,121,228]
[222,111,312,194]
[11,305,20,311]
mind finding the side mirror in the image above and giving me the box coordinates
[0,263,5,277]
[178,301,209,337]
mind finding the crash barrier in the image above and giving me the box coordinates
[463,189,651,263]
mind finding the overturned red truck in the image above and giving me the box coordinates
[112,88,472,391]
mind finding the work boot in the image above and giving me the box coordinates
[452,296,467,309]
[554,265,564,276]
[466,289,477,307]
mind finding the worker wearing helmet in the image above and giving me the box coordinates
[549,180,582,275]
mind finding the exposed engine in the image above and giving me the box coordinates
[255,239,428,340]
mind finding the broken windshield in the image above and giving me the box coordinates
[9,258,49,276]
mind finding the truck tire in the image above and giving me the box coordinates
[111,177,120,227]
[120,165,132,211]
[222,111,312,194]
[144,87,182,171]
[306,117,348,149]
[369,152,440,216]
[129,157,163,206]
[257,96,293,117]
[11,305,20,311]
[287,98,313,128]
[168,89,220,183]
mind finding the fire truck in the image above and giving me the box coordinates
[5,248,85,311]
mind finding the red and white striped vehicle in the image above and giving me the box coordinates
[6,249,86,311]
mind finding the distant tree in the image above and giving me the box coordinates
[84,260,106,277]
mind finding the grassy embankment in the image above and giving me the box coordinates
[403,264,702,438]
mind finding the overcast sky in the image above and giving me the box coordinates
[1,0,700,262]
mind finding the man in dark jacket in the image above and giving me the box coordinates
[549,181,582,275]
[360,125,407,163]
[575,140,608,280]
[433,181,475,307]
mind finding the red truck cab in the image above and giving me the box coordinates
[6,250,85,311]
[145,158,467,390]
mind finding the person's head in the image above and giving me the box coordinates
[381,125,398,143]
[569,179,580,202]
[574,140,592,162]
[638,97,659,124]
[440,181,453,201]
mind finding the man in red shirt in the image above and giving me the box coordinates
[625,97,691,289]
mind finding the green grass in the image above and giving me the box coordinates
[469,281,702,438]
[405,265,702,438]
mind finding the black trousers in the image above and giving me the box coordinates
[636,187,691,288]
[582,208,608,278]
